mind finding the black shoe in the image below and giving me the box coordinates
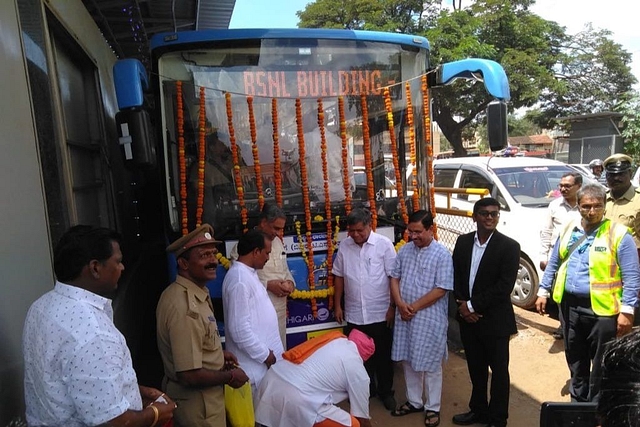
[552,328,564,340]
[452,411,489,425]
[381,394,397,411]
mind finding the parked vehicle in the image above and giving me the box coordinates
[434,157,577,308]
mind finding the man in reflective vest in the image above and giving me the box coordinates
[535,183,640,402]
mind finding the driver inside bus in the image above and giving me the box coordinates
[189,127,239,225]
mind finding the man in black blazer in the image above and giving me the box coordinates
[451,198,520,427]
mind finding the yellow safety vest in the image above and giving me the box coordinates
[552,219,628,316]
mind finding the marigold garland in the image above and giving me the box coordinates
[271,98,283,206]
[290,288,335,300]
[215,252,232,270]
[176,81,188,235]
[338,96,352,214]
[405,82,420,211]
[421,75,438,239]
[225,92,248,231]
[360,94,377,230]
[295,99,317,317]
[384,87,409,240]
[247,97,265,210]
[196,87,206,226]
[395,239,407,252]
[317,98,335,309]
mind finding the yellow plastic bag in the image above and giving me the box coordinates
[224,382,255,427]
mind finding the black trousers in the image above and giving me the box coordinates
[561,293,617,402]
[345,321,394,397]
[459,326,511,426]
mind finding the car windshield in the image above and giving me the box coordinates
[493,165,575,207]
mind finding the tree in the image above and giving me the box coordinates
[619,93,640,164]
[297,0,438,33]
[534,24,637,128]
[295,0,636,156]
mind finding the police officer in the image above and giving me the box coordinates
[157,224,249,427]
[603,154,640,254]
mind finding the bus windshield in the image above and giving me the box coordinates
[156,36,428,241]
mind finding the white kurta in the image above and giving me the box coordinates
[230,236,294,347]
[222,261,284,393]
[254,338,370,427]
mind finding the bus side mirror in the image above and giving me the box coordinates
[487,101,508,152]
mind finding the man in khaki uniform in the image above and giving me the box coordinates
[231,204,295,348]
[604,154,640,255]
[157,224,249,427]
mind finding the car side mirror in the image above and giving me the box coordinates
[487,100,508,152]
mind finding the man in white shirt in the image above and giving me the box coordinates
[539,172,582,340]
[230,204,295,348]
[332,208,397,410]
[23,225,176,427]
[223,229,284,396]
[254,329,375,427]
[540,172,582,270]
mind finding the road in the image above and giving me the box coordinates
[357,307,570,426]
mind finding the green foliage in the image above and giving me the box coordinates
[295,0,637,157]
[619,93,640,164]
[296,0,436,33]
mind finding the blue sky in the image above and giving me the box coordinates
[229,0,310,28]
[230,0,639,83]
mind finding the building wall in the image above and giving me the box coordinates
[0,1,53,424]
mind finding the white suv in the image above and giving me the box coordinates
[433,156,577,308]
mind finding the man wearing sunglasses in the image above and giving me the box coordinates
[452,198,520,427]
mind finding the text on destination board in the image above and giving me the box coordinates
[243,70,397,98]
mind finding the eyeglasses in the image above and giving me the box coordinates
[407,229,426,237]
[557,183,576,189]
[476,210,500,218]
[579,205,604,213]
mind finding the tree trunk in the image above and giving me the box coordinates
[432,101,466,157]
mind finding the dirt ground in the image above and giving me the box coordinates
[361,307,570,427]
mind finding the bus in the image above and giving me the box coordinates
[114,28,510,347]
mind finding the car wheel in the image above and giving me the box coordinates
[511,257,538,309]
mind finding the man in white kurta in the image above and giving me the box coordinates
[230,204,295,348]
[254,331,374,427]
[223,230,284,396]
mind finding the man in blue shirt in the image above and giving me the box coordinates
[535,183,640,402]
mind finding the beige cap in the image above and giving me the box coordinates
[166,224,221,257]
[603,153,633,173]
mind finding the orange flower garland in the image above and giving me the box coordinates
[384,87,409,240]
[295,99,317,318]
[421,75,438,239]
[317,98,334,309]
[360,94,377,230]
[247,97,265,210]
[272,98,283,207]
[405,82,420,211]
[196,87,206,226]
[225,92,248,231]
[176,82,188,235]
[338,96,352,214]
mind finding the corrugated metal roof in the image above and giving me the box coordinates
[82,0,236,64]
